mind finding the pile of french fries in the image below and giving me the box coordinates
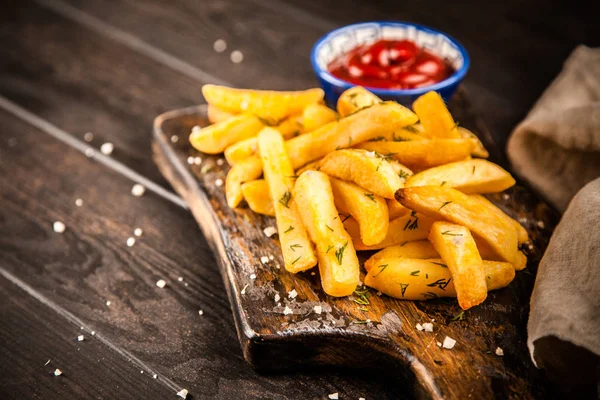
[191,85,528,310]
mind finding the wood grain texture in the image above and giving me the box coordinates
[0,110,411,399]
[153,93,560,399]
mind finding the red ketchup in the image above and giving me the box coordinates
[328,39,454,90]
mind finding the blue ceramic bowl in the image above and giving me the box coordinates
[311,21,470,107]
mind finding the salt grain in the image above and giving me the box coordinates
[178,277,183,282]
[170,135,179,143]
[536,220,545,229]
[416,323,424,331]
[100,142,114,155]
[156,279,167,288]
[75,198,83,207]
[314,305,322,314]
[230,50,244,63]
[260,256,269,264]
[187,156,194,165]
[192,125,201,133]
[84,132,94,142]
[91,331,95,336]
[198,310,204,316]
[274,294,280,302]
[194,157,202,165]
[263,226,277,237]
[134,228,143,237]
[442,336,456,349]
[54,369,62,376]
[106,301,111,306]
[328,393,338,400]
[365,151,375,158]
[215,178,224,187]
[437,341,442,347]
[213,39,227,53]
[126,237,136,247]
[269,255,274,261]
[153,374,157,379]
[495,347,504,356]
[422,322,434,332]
[502,193,510,200]
[85,148,95,158]
[310,272,315,276]
[250,273,256,280]
[53,221,66,233]
[131,184,146,197]
[288,289,297,299]
[176,388,189,399]
[216,158,225,166]
[283,306,293,315]
[77,335,84,342]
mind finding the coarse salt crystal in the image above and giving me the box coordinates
[134,228,143,237]
[194,157,202,165]
[328,393,338,399]
[263,226,277,237]
[288,289,297,299]
[495,347,504,356]
[192,125,201,133]
[314,305,322,314]
[376,291,383,296]
[442,336,456,349]
[156,279,166,288]
[176,388,188,399]
[170,135,179,143]
[54,369,62,376]
[359,398,366,400]
[230,50,244,63]
[131,184,145,197]
[416,323,423,331]
[536,220,545,229]
[366,319,371,323]
[310,272,315,276]
[106,301,111,306]
[365,151,375,158]
[77,335,84,342]
[140,370,144,374]
[283,306,293,315]
[213,39,227,53]
[216,158,225,166]
[260,256,269,264]
[502,193,510,200]
[84,132,94,142]
[126,237,136,247]
[198,310,204,316]
[422,322,434,332]
[187,156,194,165]
[437,341,442,347]
[269,255,274,261]
[85,148,95,158]
[215,178,224,187]
[53,221,66,233]
[91,331,95,336]
[100,142,114,155]
[75,198,83,207]
[250,273,256,280]
[274,294,280,302]
[153,374,157,379]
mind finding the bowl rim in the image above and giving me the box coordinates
[310,21,470,97]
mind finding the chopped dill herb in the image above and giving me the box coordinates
[326,245,334,253]
[451,311,465,321]
[403,215,419,230]
[410,270,420,276]
[421,291,438,299]
[398,170,410,180]
[400,241,408,247]
[341,213,352,223]
[353,287,370,305]
[326,224,334,232]
[438,201,452,210]
[373,264,388,277]
[289,244,302,252]
[403,125,419,133]
[440,181,447,186]
[284,225,294,233]
[279,190,291,208]
[358,307,369,312]
[426,273,429,279]
[352,319,369,324]
[472,165,476,175]
[348,136,353,146]
[393,132,411,142]
[430,261,448,268]
[441,230,462,236]
[364,193,376,202]
[286,175,300,179]
[397,282,409,297]
[291,256,301,265]
[427,278,451,291]
[335,241,348,265]
[369,136,386,142]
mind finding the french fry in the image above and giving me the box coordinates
[319,149,403,199]
[470,194,529,245]
[295,159,321,175]
[202,85,324,122]
[286,101,418,169]
[337,86,382,117]
[207,105,236,124]
[330,178,389,246]
[387,198,410,219]
[344,212,436,250]
[365,128,428,143]
[356,139,475,169]
[241,180,274,217]
[396,186,519,265]
[428,221,487,310]
[224,137,258,165]
[364,241,440,272]
[294,171,360,296]
[364,258,515,301]
[275,114,304,139]
[388,160,414,183]
[412,91,460,138]
[258,128,317,273]
[226,156,263,208]
[302,103,338,132]
[189,113,264,154]
[405,159,516,194]
[458,127,489,158]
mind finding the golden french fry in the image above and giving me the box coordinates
[364,258,515,301]
[396,186,519,265]
[356,139,475,169]
[295,159,322,175]
[286,101,418,169]
[293,171,360,296]
[224,137,258,165]
[470,194,529,245]
[388,160,414,183]
[412,91,460,138]
[337,86,382,117]
[387,198,410,220]
[457,127,489,158]
[189,113,263,154]
[258,128,317,273]
[302,103,338,132]
[275,114,304,139]
[364,128,428,143]
[345,212,435,250]
[319,149,403,199]
[241,180,274,217]
[202,84,324,122]
[207,105,236,124]
[330,178,389,246]
[226,156,263,208]
[364,241,439,272]
[428,221,487,310]
[405,159,516,194]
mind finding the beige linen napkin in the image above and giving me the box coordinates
[507,45,600,212]
[507,45,600,395]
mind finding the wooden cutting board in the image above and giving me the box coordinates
[152,90,559,399]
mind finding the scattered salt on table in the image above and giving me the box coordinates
[215,178,224,187]
[442,336,456,349]
[75,198,83,207]
[260,256,269,264]
[422,322,434,332]
[288,289,297,299]
[283,306,293,315]
[134,228,143,237]
[126,237,136,247]
[314,305,322,314]
[156,279,167,288]
[328,393,338,399]
[53,221,66,233]
[77,335,84,342]
[263,226,277,237]
[176,388,188,399]
[100,142,114,155]
[495,347,504,356]
[131,184,145,197]
[54,369,62,376]
[415,323,424,331]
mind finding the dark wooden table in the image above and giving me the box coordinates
[0,1,597,398]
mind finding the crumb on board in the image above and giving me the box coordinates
[263,226,277,237]
[241,284,248,295]
[100,142,114,155]
[156,279,167,288]
[443,336,456,349]
[496,347,504,356]
[53,221,66,233]
[44,359,51,366]
[54,369,62,376]
[176,388,188,399]
[288,289,297,299]
[131,184,146,197]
